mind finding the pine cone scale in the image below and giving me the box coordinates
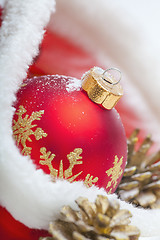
[110,210,132,228]
[123,167,137,177]
[128,136,153,168]
[72,231,91,240]
[143,180,160,190]
[131,172,152,182]
[151,198,160,208]
[119,181,139,191]
[141,151,160,169]
[135,191,156,207]
[95,195,109,215]
[119,188,139,201]
[111,225,140,240]
[76,197,97,221]
[60,206,79,222]
[146,161,160,172]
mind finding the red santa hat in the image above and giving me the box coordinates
[0,0,160,239]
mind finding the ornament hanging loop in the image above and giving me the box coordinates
[102,68,122,86]
[82,67,123,110]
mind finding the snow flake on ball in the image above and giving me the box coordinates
[39,147,83,182]
[12,105,47,155]
[106,156,123,193]
[39,147,99,187]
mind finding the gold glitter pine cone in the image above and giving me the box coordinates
[116,129,160,209]
[40,195,140,240]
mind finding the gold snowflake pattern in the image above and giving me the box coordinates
[39,147,99,186]
[84,174,99,187]
[13,105,47,156]
[106,156,123,194]
[40,147,83,182]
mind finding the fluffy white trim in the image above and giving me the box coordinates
[0,0,160,239]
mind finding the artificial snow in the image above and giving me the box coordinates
[66,77,82,92]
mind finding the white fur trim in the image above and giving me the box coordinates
[0,0,160,238]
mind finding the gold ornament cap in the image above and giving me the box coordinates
[82,67,123,110]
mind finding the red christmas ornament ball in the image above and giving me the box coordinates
[12,71,127,193]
